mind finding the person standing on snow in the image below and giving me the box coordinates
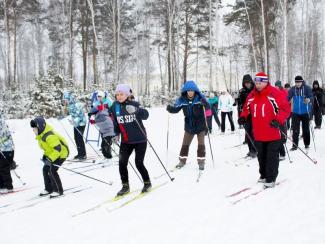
[218,90,235,133]
[275,80,289,161]
[63,91,87,160]
[30,117,69,198]
[88,91,115,160]
[312,80,323,129]
[284,83,292,130]
[0,113,14,194]
[287,76,313,151]
[166,80,210,170]
[238,74,256,158]
[207,92,221,132]
[238,72,290,188]
[110,84,152,196]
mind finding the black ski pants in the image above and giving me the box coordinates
[255,140,281,183]
[43,158,65,194]
[74,126,86,157]
[292,113,310,147]
[119,142,150,184]
[313,108,322,127]
[0,151,13,190]
[101,136,113,159]
[221,111,235,132]
[244,119,256,154]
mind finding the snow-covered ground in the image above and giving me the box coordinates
[2,107,325,244]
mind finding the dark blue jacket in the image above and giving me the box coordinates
[287,82,312,115]
[168,80,209,134]
[110,100,149,144]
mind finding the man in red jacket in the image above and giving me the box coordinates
[238,72,291,188]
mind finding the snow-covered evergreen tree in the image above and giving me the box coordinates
[29,70,65,118]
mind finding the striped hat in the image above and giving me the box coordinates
[254,72,269,83]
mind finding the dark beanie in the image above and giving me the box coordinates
[295,76,304,82]
[275,80,282,88]
[243,74,253,83]
[284,83,291,89]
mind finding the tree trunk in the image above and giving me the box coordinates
[282,0,288,83]
[260,0,268,74]
[4,0,11,86]
[68,0,74,80]
[243,0,258,71]
[183,6,190,84]
[208,0,213,91]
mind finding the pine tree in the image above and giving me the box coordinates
[29,70,65,118]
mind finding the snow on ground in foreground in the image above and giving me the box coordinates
[1,107,325,244]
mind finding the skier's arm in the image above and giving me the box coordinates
[275,95,291,125]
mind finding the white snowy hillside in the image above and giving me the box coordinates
[1,107,325,244]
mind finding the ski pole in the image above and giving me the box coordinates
[284,143,293,163]
[166,112,170,168]
[242,123,258,152]
[280,130,317,164]
[0,150,26,185]
[72,121,103,159]
[202,106,215,168]
[134,118,175,181]
[57,118,78,149]
[306,102,316,153]
[91,124,143,183]
[52,162,113,186]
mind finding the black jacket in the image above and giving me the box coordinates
[312,80,323,110]
[110,100,149,144]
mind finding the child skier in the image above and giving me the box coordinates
[0,113,14,194]
[63,91,87,160]
[166,80,210,170]
[110,84,151,196]
[88,91,115,160]
[30,117,69,197]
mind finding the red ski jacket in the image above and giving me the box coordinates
[240,84,291,141]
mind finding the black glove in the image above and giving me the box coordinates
[166,105,173,112]
[88,112,92,118]
[270,119,280,129]
[237,117,246,125]
[42,157,52,166]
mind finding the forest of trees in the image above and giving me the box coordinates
[0,0,324,116]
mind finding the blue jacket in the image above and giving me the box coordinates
[168,80,209,134]
[0,113,14,152]
[110,100,149,144]
[65,94,87,127]
[287,82,313,115]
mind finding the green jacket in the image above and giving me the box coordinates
[36,124,69,162]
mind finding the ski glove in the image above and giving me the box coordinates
[270,119,280,129]
[42,157,52,166]
[166,105,173,112]
[126,105,138,114]
[237,117,246,125]
[304,98,311,104]
[112,135,120,144]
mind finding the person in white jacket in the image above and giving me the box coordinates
[218,91,235,133]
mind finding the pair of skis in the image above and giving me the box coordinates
[226,179,287,204]
[0,185,91,214]
[74,181,169,217]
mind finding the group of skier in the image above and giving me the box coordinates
[0,72,323,197]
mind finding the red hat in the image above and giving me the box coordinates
[255,72,268,83]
